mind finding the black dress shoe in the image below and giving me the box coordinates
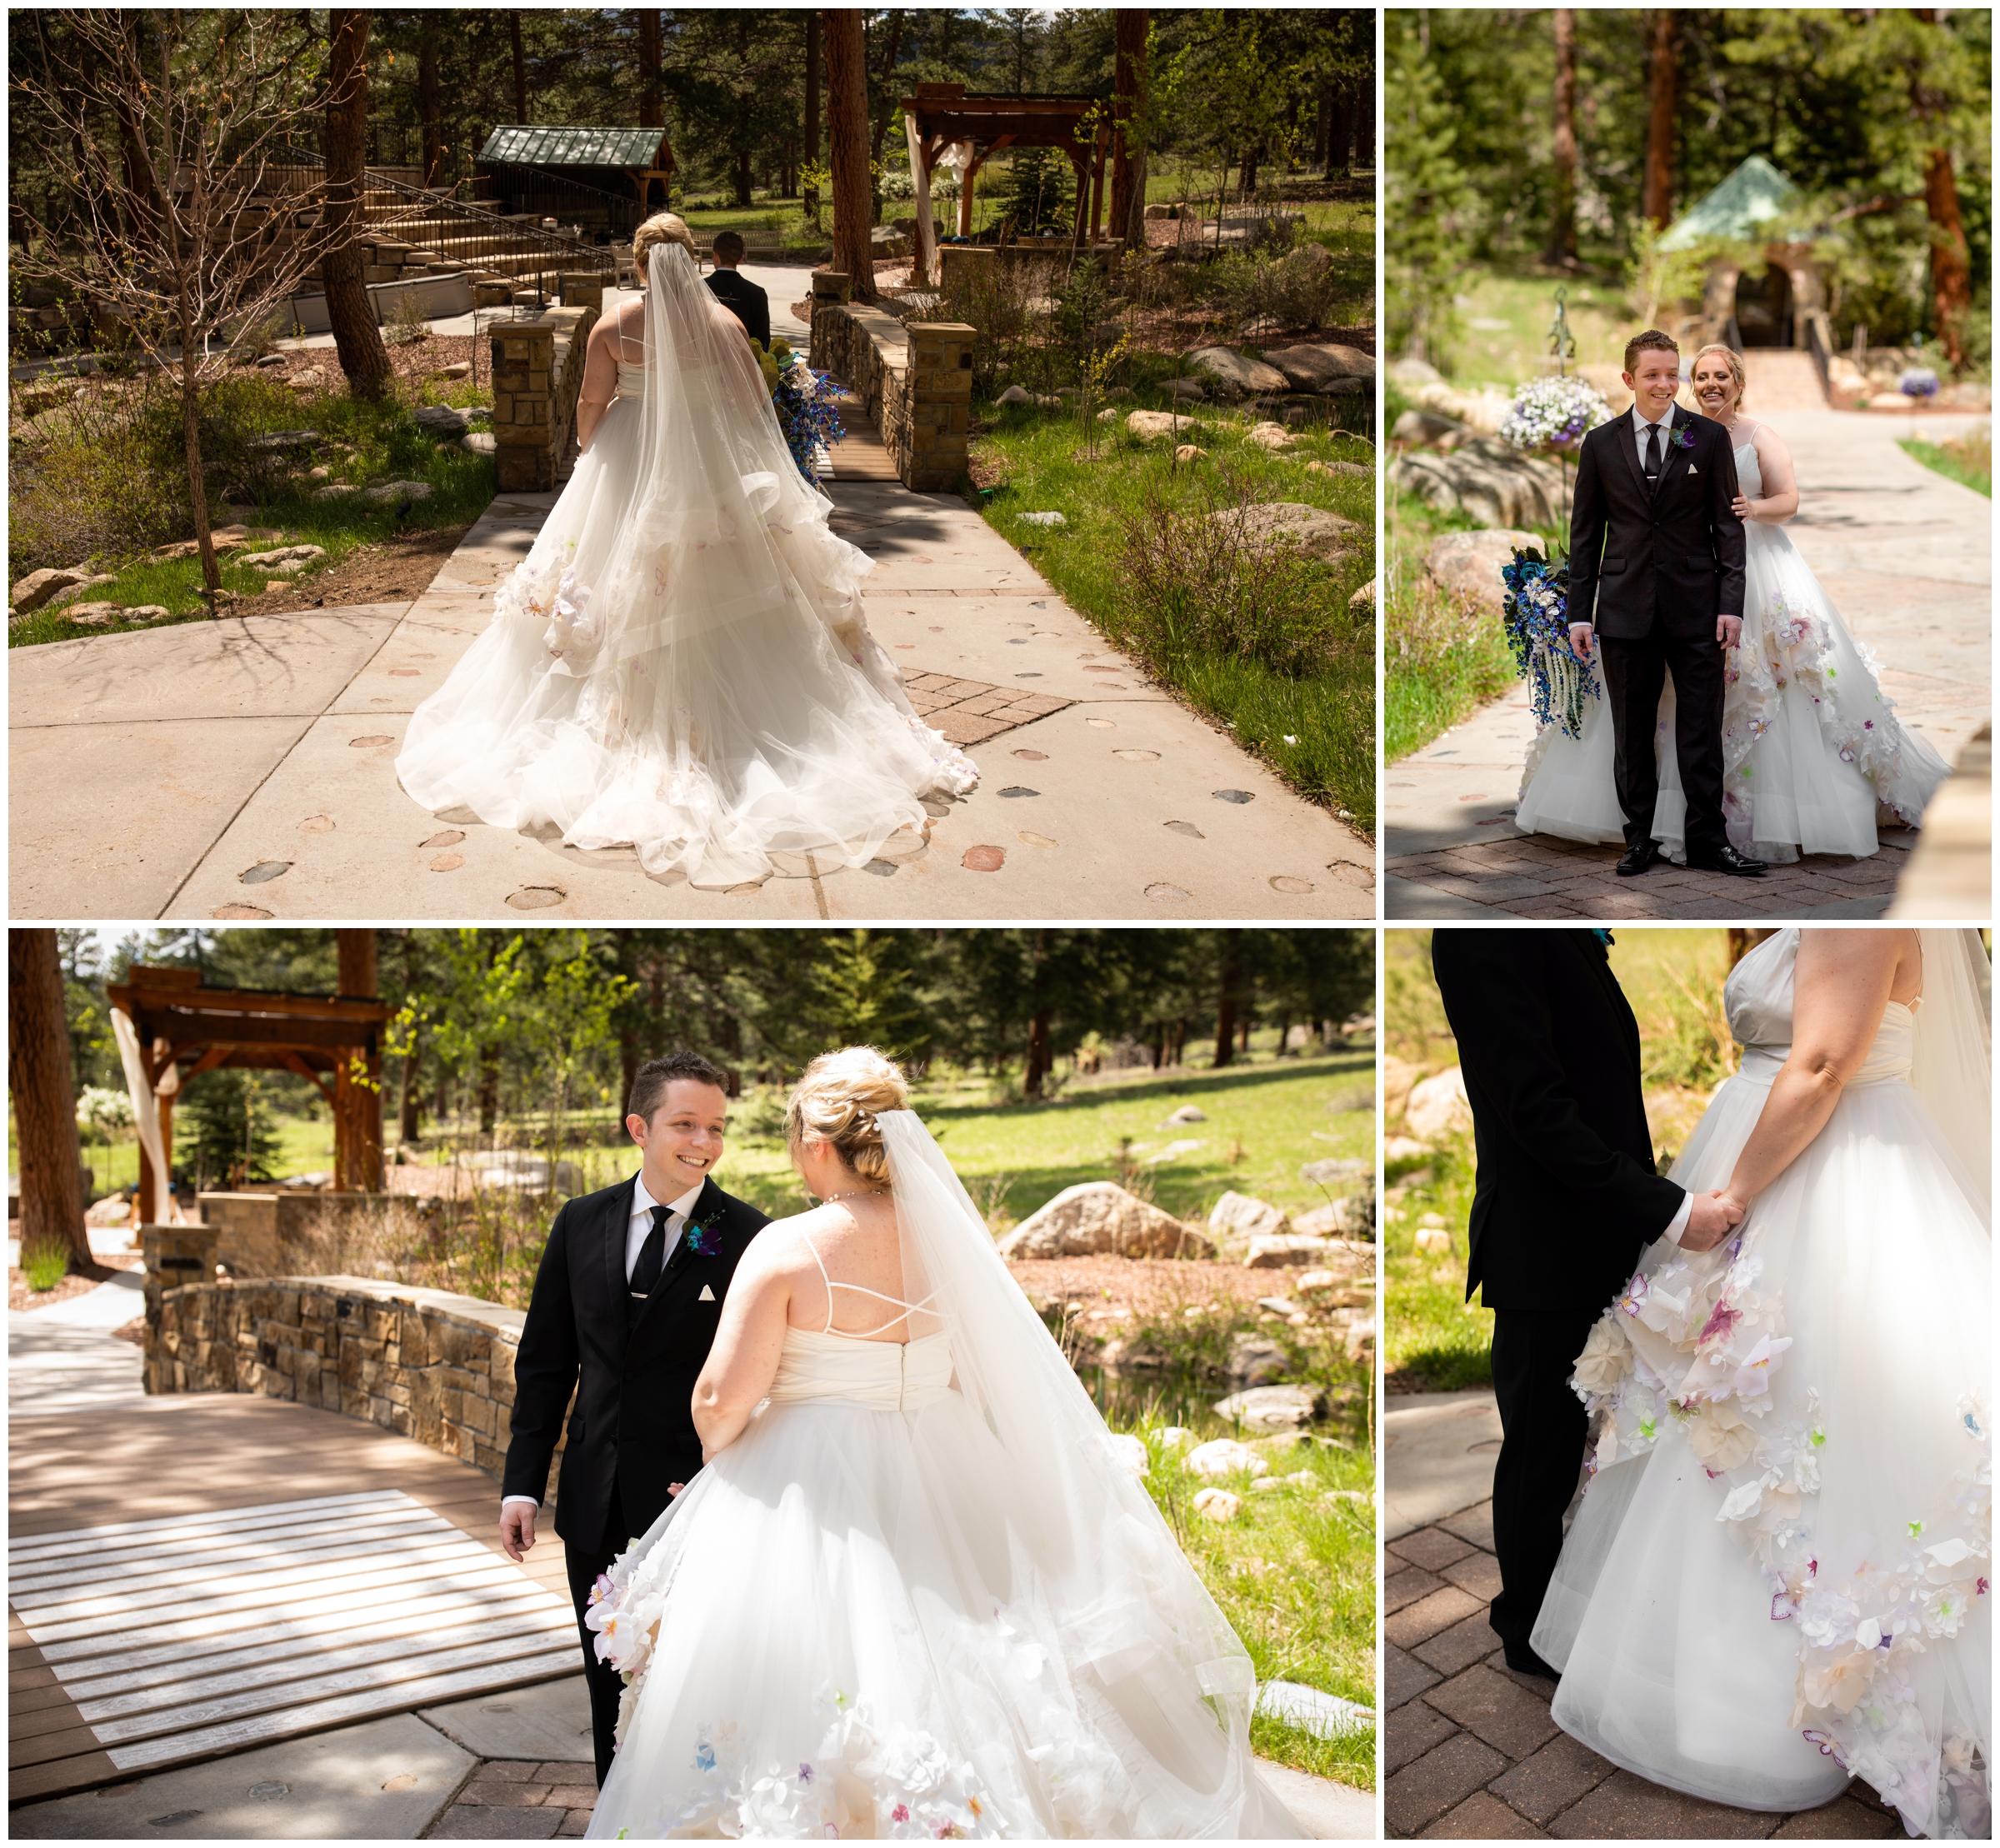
[1615,840,1661,877]
[1503,1645,1560,1680]
[1687,844,1768,877]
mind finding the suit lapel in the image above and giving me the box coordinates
[1572,933,1642,1066]
[1656,403,1695,499]
[627,1175,718,1343]
[603,1176,638,1321]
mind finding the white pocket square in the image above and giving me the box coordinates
[698,1285,716,1302]
[1687,463,1698,474]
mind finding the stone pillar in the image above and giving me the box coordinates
[903,321,975,492]
[559,272,604,313]
[938,245,992,301]
[142,1221,219,1340]
[491,321,555,492]
[808,271,852,370]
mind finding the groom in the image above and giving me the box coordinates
[1431,931,1742,1677]
[1567,328,1762,878]
[498,1049,769,1784]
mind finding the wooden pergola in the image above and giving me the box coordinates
[901,83,1112,250]
[108,964,391,1223]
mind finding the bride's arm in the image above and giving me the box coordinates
[573,311,625,452]
[691,1232,796,1460]
[1720,929,1912,1208]
[1732,424,1800,523]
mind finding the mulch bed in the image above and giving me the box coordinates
[232,333,484,396]
[266,521,472,610]
[1006,1255,1343,1328]
[8,1249,142,1314]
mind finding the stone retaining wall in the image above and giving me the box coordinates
[195,1191,392,1276]
[146,1275,562,1495]
[491,300,599,493]
[808,274,973,492]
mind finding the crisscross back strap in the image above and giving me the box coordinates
[798,1229,939,1339]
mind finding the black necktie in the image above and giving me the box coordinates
[630,1204,672,1297]
[1644,421,1663,492]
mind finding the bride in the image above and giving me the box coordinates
[1513,347,1949,862]
[396,214,978,889]
[1532,928,1991,1838]
[582,1048,1303,1839]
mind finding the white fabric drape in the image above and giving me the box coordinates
[1911,926,1992,1209]
[110,1006,182,1224]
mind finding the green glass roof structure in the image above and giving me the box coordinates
[1658,155,1801,251]
[478,125,667,168]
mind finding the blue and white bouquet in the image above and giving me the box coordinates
[1500,546,1598,739]
[1898,367,1941,400]
[1498,373,1612,452]
[755,337,847,487]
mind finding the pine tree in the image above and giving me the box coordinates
[1385,13,1472,369]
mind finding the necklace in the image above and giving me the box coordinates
[820,1186,890,1203]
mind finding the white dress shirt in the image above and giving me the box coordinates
[1661,1190,1693,1246]
[1631,399,1676,476]
[501,1173,708,1513]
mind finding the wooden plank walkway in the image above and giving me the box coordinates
[823,389,902,482]
[9,1392,578,1806]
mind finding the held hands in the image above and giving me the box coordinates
[1679,1189,1745,1253]
[1568,622,1595,662]
[1731,492,1758,522]
[1716,613,1742,650]
[499,1502,537,1561]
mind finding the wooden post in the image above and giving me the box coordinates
[157,1089,176,1221]
[959,162,977,237]
[335,930,384,1192]
[1088,126,1108,241]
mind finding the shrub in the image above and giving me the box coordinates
[939,250,1066,396]
[1188,237,1350,338]
[998,148,1072,237]
[382,288,432,347]
[8,377,185,579]
[180,1069,283,1190]
[20,1241,70,1292]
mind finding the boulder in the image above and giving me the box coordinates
[244,428,321,452]
[1144,202,1177,221]
[1577,362,1633,417]
[467,1153,582,1194]
[1261,343,1375,392]
[1209,501,1359,566]
[1184,1438,1269,1479]
[1210,1190,1290,1247]
[313,483,361,500]
[11,567,90,614]
[1173,444,1206,463]
[1294,1239,1373,1282]
[1296,1198,1372,1239]
[1126,408,1195,442]
[1303,458,1371,479]
[362,479,435,505]
[1389,438,1565,529]
[1390,356,1443,386]
[1018,510,1066,527]
[63,602,125,626]
[1225,1332,1291,1386]
[1243,420,1295,452]
[1107,1432,1149,1477]
[1214,1384,1327,1430]
[1192,1487,1242,1521]
[1384,1135,1432,1165]
[1185,346,1288,401]
[288,367,326,390]
[1301,1156,1369,1190]
[997,384,1032,405]
[1423,528,1547,615]
[1349,580,1375,611]
[123,605,171,620]
[1164,377,1207,401]
[998,1181,1212,1261]
[1162,1103,1208,1126]
[461,432,498,456]
[45,574,119,610]
[1414,1226,1454,1256]
[1392,407,1462,446]
[1405,1066,1472,1140]
[1245,1233,1332,1270]
[1411,382,1512,434]
[240,544,327,572]
[412,405,469,437]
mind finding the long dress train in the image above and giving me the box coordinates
[1513,430,1949,862]
[1531,929,1991,1838]
[396,243,976,888]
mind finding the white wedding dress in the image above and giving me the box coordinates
[396,243,977,887]
[1513,425,1949,862]
[1532,929,1992,1838]
[583,1114,1303,1841]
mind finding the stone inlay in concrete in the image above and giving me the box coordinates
[902,671,1072,744]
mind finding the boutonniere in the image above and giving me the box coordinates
[1672,427,1697,451]
[681,1216,722,1258]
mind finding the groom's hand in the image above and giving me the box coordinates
[1716,613,1742,650]
[1568,622,1595,662]
[499,1503,537,1561]
[1680,1189,1744,1252]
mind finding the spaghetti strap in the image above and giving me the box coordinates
[795,1228,939,1339]
[798,1229,837,1335]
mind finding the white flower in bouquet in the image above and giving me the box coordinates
[1499,374,1612,452]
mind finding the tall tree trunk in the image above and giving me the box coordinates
[1022,1004,1052,1100]
[802,12,822,223]
[1642,8,1677,230]
[1922,147,1971,367]
[1312,77,1331,172]
[509,9,528,122]
[1545,8,1578,267]
[418,18,443,186]
[398,931,422,1144]
[866,9,907,168]
[1108,9,1148,249]
[478,1047,499,1134]
[1352,78,1373,170]
[11,931,91,1270]
[322,10,392,401]
[638,9,662,128]
[824,9,875,300]
[734,137,753,209]
[1212,931,1242,1070]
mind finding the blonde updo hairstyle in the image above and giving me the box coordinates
[785,1047,909,1188]
[632,212,697,286]
[1691,342,1747,412]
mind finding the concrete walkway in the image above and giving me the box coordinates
[11,380,1371,924]
[1387,409,1991,919]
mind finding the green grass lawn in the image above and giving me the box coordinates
[1427,265,1638,387]
[1383,480,1533,763]
[9,373,498,647]
[970,393,1376,828]
[1900,431,1992,498]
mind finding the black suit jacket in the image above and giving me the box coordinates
[1431,931,1684,1313]
[502,1172,768,1552]
[704,267,771,352]
[1568,404,1746,641]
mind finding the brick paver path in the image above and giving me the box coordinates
[1384,1501,1901,1839]
[902,670,1073,744]
[431,1758,596,1839]
[1388,826,1914,920]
